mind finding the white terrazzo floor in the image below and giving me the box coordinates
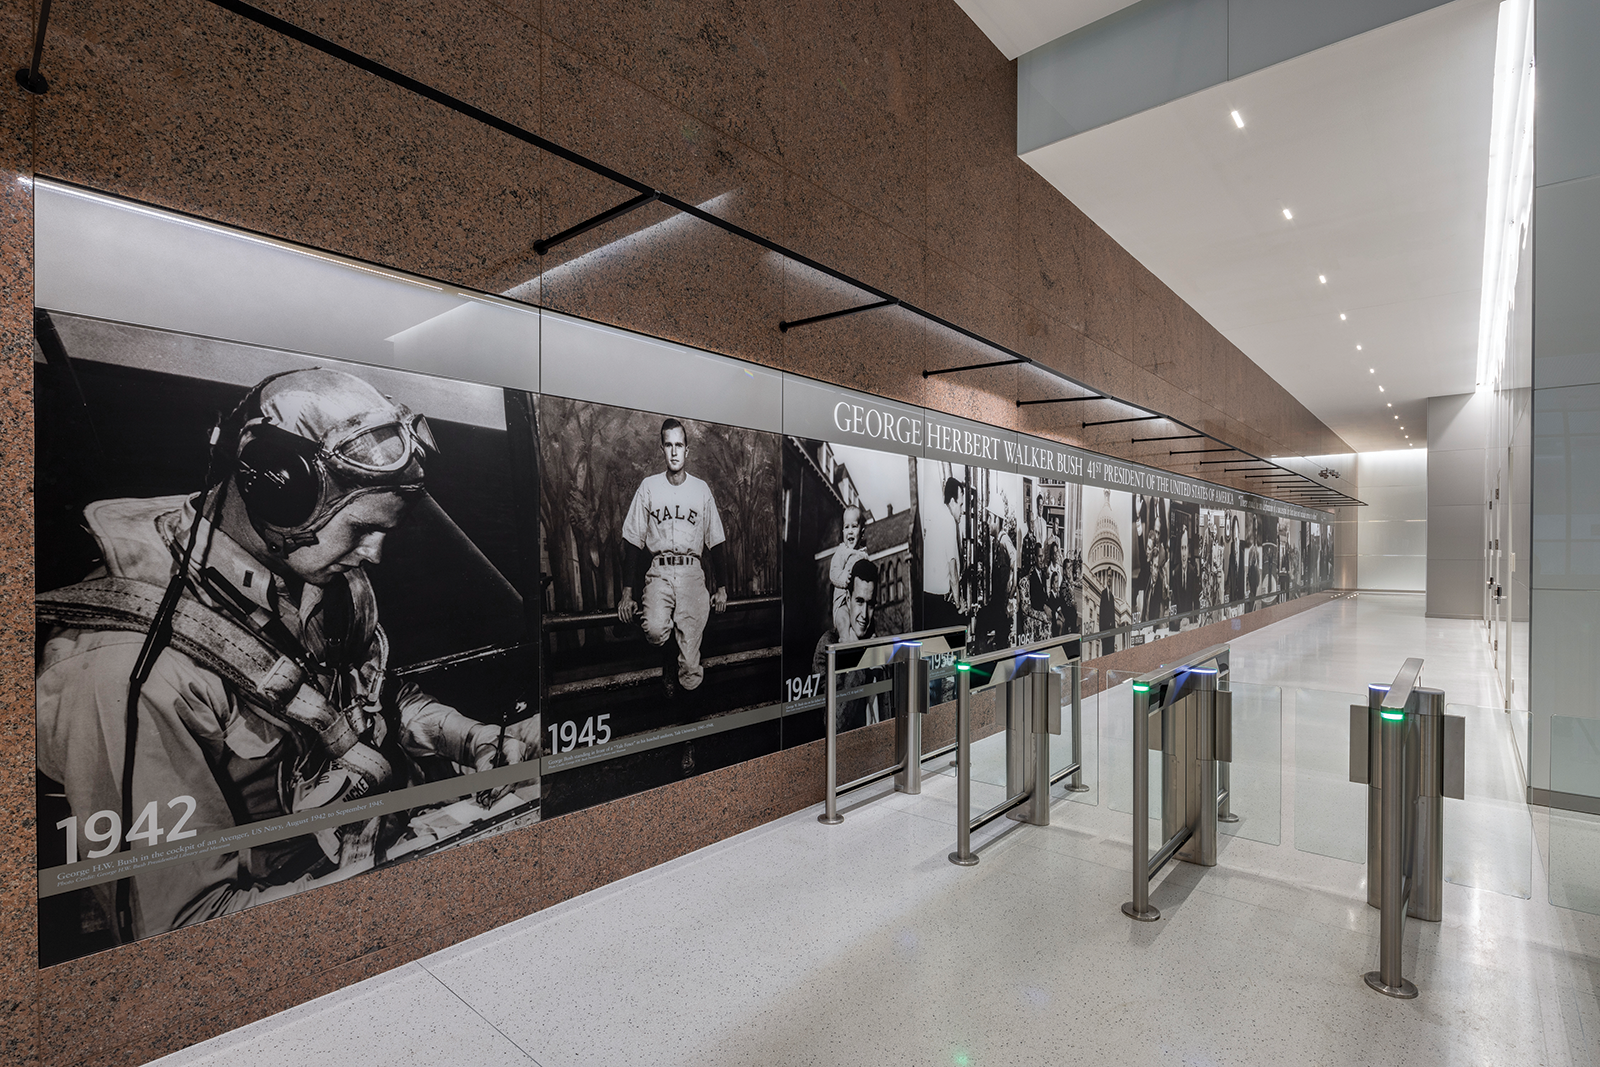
[151,593,1600,1067]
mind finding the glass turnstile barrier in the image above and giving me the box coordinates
[1292,687,1369,864]
[1292,688,1532,899]
[1106,668,1280,848]
[1512,708,1532,785]
[946,635,1086,865]
[950,668,1099,812]
[1443,703,1532,899]
[1219,679,1282,847]
[816,625,968,824]
[1549,714,1600,915]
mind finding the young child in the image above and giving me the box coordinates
[829,506,869,636]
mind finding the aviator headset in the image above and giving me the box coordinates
[230,370,436,554]
[114,370,434,942]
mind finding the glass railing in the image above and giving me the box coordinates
[1293,688,1531,898]
[1549,714,1600,915]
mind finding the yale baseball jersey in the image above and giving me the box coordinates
[621,472,727,555]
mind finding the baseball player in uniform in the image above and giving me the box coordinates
[617,419,729,698]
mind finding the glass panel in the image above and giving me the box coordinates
[1549,715,1600,915]
[1442,704,1532,899]
[1050,668,1099,808]
[1293,691,1533,899]
[1293,687,1368,863]
[964,668,1099,810]
[1512,709,1532,783]
[955,728,1013,829]
[1104,671,1156,823]
[1103,671,1274,846]
[1220,680,1281,847]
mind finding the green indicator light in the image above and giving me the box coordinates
[1380,710,1405,721]
[956,663,971,672]
[1132,682,1151,692]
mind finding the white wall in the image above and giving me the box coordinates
[1338,449,1428,591]
[1426,391,1489,617]
[1529,0,1600,802]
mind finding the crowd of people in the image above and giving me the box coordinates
[1135,501,1310,626]
[925,478,1080,653]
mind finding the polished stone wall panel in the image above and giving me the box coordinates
[776,0,928,246]
[924,40,1018,296]
[543,0,785,161]
[1,1,1355,1061]
[1,3,35,1063]
[36,0,551,296]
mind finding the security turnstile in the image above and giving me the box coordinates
[1122,644,1233,921]
[948,634,1083,866]
[818,625,968,824]
[1348,657,1464,998]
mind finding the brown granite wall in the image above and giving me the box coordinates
[0,1,1353,1063]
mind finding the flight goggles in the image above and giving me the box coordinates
[320,408,437,480]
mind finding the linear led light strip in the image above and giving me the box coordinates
[173,0,1357,509]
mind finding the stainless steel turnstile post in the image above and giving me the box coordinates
[818,626,967,825]
[893,648,932,796]
[949,635,1081,866]
[1349,657,1464,998]
[1065,660,1089,794]
[1122,645,1233,922]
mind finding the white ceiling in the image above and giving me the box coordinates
[1014,0,1501,452]
[954,0,1141,60]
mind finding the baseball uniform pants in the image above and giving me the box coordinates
[641,560,710,690]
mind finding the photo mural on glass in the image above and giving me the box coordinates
[1082,488,1134,657]
[780,438,921,746]
[31,185,1338,964]
[34,312,542,965]
[537,396,782,814]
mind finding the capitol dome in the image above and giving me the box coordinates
[1087,490,1127,602]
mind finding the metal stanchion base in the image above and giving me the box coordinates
[1121,901,1160,922]
[817,813,843,825]
[1218,813,1240,823]
[1006,807,1030,822]
[1363,972,1418,999]
[948,851,979,867]
[1065,782,1090,793]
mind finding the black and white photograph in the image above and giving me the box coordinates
[1131,494,1168,625]
[1280,518,1305,593]
[1241,512,1278,610]
[34,312,542,965]
[1310,521,1333,588]
[1016,477,1082,644]
[1082,488,1133,656]
[1131,495,1202,631]
[783,438,920,742]
[1199,507,1230,610]
[919,460,1026,656]
[1164,500,1202,630]
[538,396,781,812]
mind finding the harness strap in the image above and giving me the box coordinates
[39,576,392,797]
